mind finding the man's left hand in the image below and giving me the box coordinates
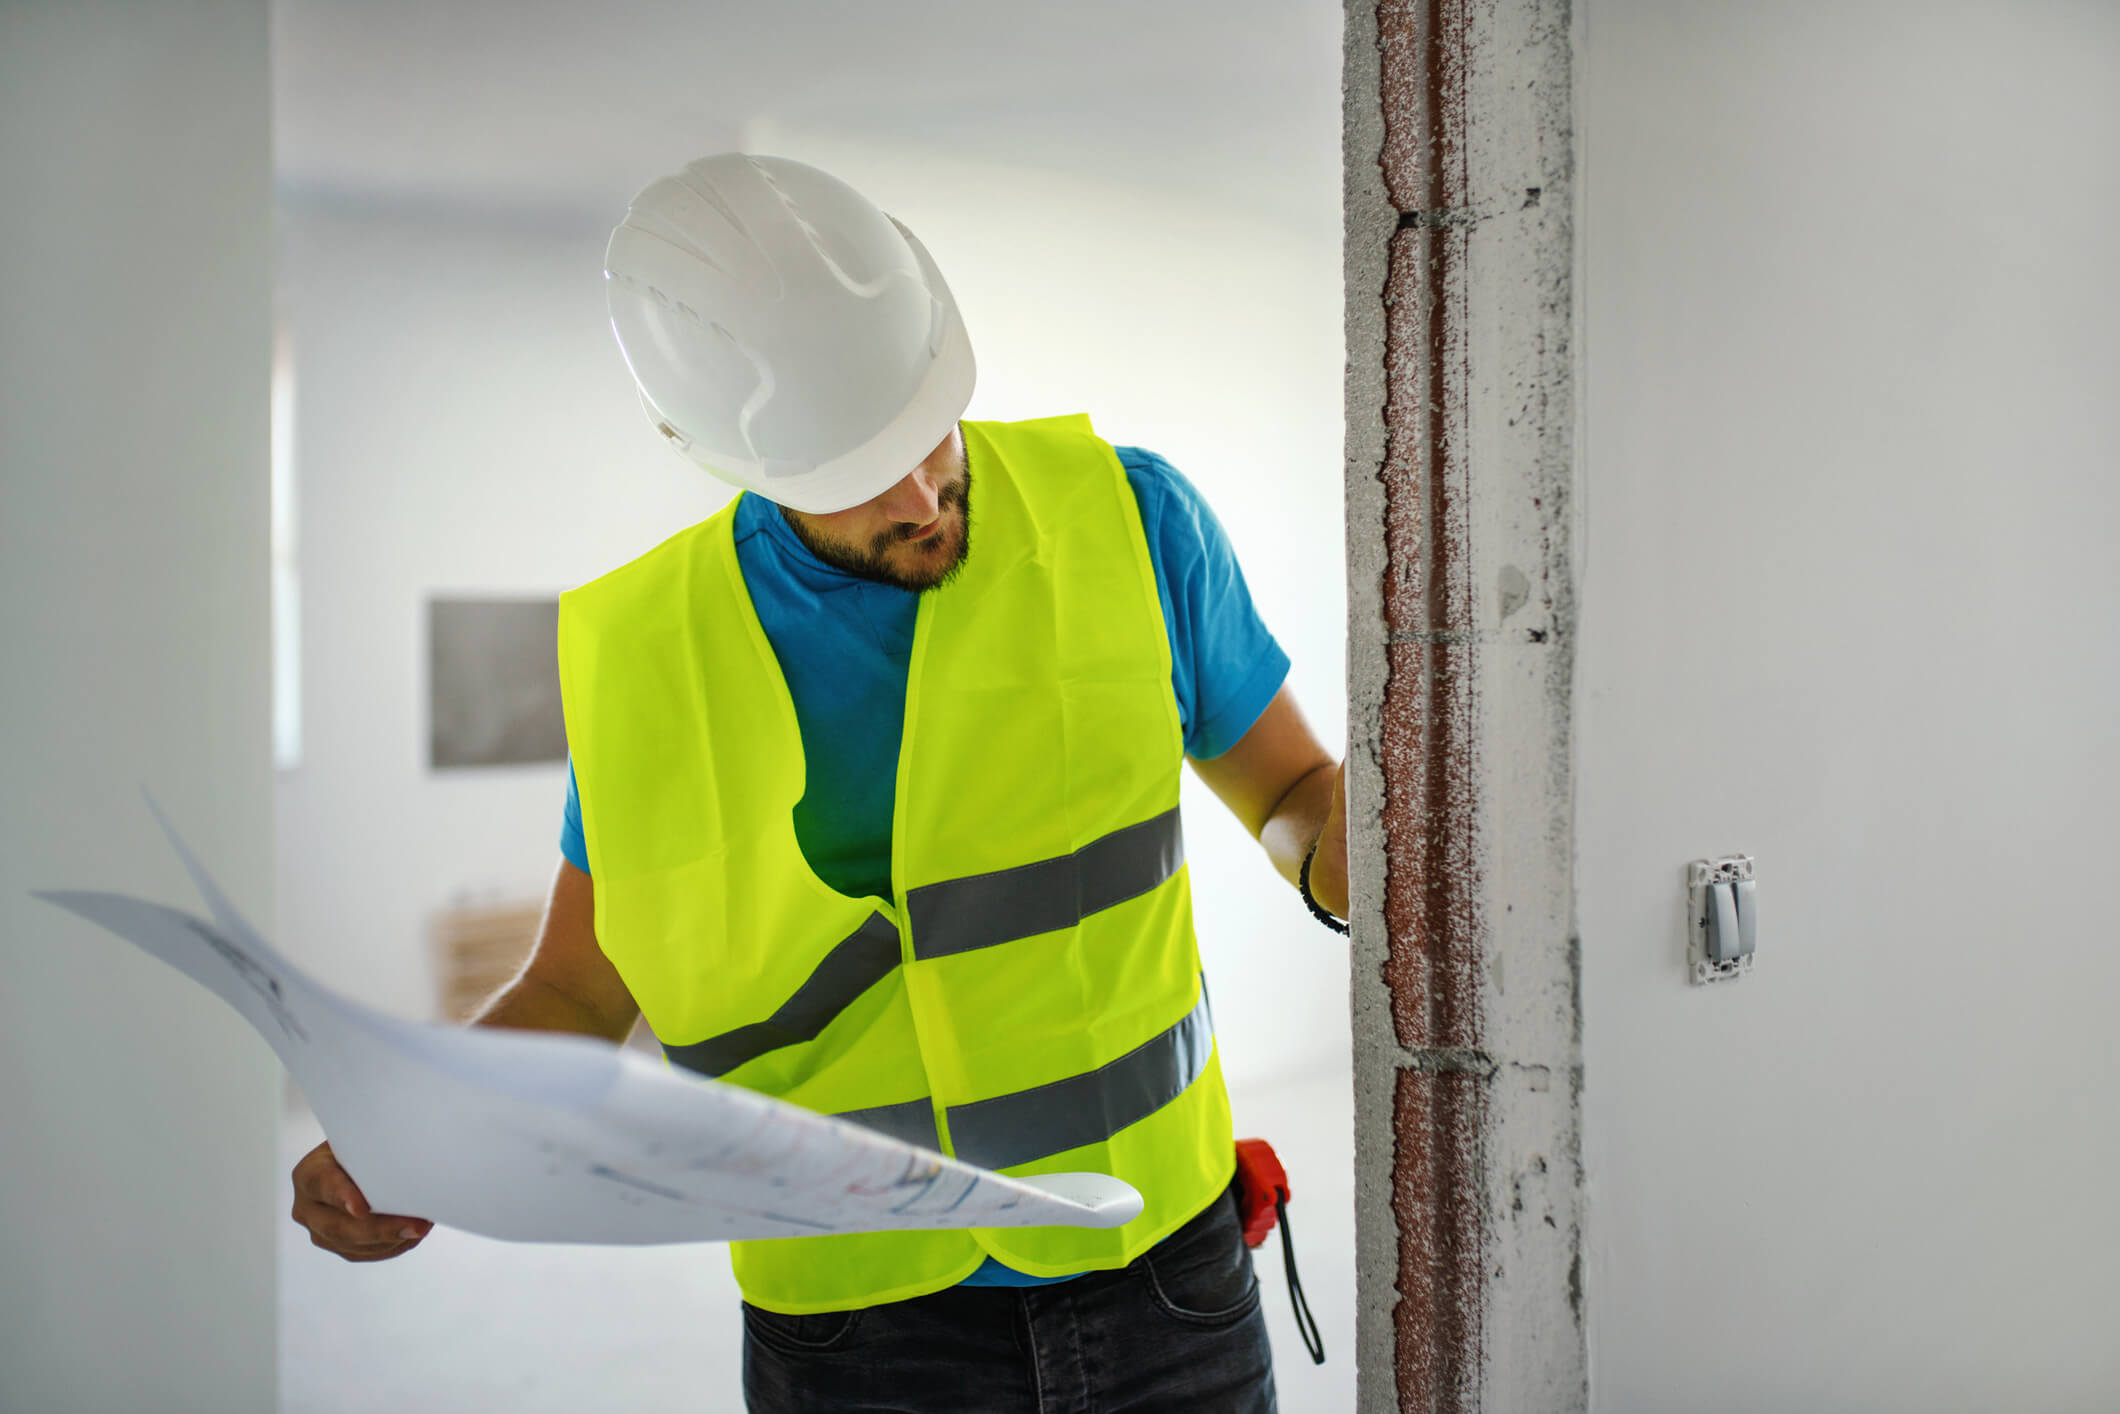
[1310,760,1349,920]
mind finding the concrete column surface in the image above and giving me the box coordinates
[1344,0,1583,1408]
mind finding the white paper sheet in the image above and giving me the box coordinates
[32,799,1142,1245]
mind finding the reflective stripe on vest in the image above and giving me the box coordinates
[662,808,1188,1079]
[907,807,1185,961]
[659,911,900,1078]
[828,1096,939,1151]
[942,983,1213,1170]
[799,983,1214,1171]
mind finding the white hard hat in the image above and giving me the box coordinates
[604,154,975,514]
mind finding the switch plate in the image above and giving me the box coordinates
[1687,855,1756,984]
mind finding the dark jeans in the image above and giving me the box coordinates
[742,1183,1277,1413]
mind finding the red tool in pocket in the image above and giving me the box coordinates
[1234,1137,1325,1364]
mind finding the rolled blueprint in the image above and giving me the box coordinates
[32,799,1143,1245]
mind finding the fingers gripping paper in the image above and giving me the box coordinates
[32,799,1143,1245]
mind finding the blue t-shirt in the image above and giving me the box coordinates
[560,445,1286,1285]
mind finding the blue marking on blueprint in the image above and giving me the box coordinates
[889,1170,943,1214]
[939,1174,981,1215]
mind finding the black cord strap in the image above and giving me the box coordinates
[1276,1194,1326,1364]
[1299,841,1349,935]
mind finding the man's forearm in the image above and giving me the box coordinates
[1187,687,1352,923]
[1259,760,1348,917]
[1260,762,1334,886]
[471,972,634,1044]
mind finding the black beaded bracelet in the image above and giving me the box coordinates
[1299,840,1349,935]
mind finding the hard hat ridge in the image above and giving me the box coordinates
[622,169,782,298]
[605,153,976,514]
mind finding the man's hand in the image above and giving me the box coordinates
[288,858,638,1263]
[290,1140,432,1262]
[1310,760,1349,920]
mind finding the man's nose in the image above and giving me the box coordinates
[877,469,942,525]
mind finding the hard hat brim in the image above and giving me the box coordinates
[746,294,975,515]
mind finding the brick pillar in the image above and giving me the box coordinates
[1343,1,1583,1409]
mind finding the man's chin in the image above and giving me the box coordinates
[893,529,967,591]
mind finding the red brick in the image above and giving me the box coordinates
[1392,1066,1486,1413]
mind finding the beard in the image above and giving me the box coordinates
[779,447,974,593]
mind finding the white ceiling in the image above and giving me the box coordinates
[273,0,1343,229]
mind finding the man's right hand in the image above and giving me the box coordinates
[290,1140,433,1262]
[288,860,633,1265]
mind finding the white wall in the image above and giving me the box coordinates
[1578,4,2120,1409]
[0,5,279,1410]
[278,134,1350,1088]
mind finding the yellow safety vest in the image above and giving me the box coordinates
[556,415,1233,1313]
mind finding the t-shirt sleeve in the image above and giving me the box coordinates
[560,758,590,875]
[1118,447,1290,760]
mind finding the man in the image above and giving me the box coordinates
[291,154,1349,1413]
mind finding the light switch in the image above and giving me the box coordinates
[1687,855,1756,984]
[1705,882,1742,963]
